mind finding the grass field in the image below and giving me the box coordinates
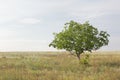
[0,51,120,80]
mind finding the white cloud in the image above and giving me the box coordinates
[19,18,41,24]
[69,0,120,19]
[0,29,17,40]
[0,40,56,51]
[0,0,119,51]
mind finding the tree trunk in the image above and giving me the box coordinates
[76,53,81,60]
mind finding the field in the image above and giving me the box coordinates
[0,51,120,80]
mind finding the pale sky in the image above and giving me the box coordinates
[0,0,120,51]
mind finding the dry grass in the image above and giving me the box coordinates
[0,51,120,80]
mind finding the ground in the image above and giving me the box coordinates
[0,51,120,80]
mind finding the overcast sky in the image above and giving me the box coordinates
[0,0,120,51]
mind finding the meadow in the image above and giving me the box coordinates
[0,51,120,80]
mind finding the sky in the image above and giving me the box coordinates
[0,0,120,51]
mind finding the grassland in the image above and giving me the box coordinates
[0,51,120,80]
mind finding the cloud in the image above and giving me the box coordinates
[0,0,119,51]
[68,0,120,19]
[0,40,56,51]
[0,28,17,40]
[19,18,41,24]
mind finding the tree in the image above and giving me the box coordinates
[49,20,110,60]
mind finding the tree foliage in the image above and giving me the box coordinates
[49,21,110,60]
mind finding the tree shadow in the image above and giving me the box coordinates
[104,62,120,68]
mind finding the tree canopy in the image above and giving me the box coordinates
[49,20,110,60]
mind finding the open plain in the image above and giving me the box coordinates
[0,51,120,80]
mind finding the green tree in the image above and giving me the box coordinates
[49,21,110,60]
